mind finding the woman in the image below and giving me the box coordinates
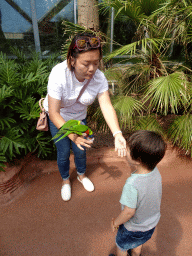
[43,32,126,201]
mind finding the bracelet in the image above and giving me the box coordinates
[113,131,122,137]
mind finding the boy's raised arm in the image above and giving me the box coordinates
[112,206,136,232]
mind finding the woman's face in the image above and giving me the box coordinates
[71,49,100,82]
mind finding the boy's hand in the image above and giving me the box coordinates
[111,218,119,232]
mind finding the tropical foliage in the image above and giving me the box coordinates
[94,0,192,156]
[0,48,60,170]
[1,0,192,172]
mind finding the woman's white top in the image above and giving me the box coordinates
[43,60,108,121]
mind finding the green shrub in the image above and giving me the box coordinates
[0,48,60,171]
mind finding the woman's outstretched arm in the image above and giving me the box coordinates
[98,91,126,157]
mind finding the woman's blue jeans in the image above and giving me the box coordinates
[48,118,87,180]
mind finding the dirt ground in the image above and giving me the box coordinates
[0,139,192,256]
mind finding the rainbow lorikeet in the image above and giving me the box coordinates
[53,120,93,143]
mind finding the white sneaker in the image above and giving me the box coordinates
[61,183,71,201]
[77,176,94,192]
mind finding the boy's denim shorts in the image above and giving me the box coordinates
[116,224,155,251]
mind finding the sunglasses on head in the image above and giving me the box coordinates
[73,37,101,51]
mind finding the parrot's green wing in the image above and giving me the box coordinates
[60,120,80,130]
[52,120,80,140]
[73,124,90,132]
[52,119,93,143]
[54,131,72,143]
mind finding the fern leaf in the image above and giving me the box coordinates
[15,99,40,120]
[35,132,54,158]
[0,153,6,172]
[0,131,26,160]
[0,117,16,130]
[0,85,13,103]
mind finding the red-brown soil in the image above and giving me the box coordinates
[0,143,192,256]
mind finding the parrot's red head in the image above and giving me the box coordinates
[85,129,89,135]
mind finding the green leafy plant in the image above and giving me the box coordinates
[59,1,192,157]
[168,114,192,156]
[0,49,60,171]
[97,0,192,156]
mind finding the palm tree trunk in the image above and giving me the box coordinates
[77,0,99,30]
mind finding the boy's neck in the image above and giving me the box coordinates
[133,165,151,174]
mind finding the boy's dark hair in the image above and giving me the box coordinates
[67,32,102,71]
[127,130,167,170]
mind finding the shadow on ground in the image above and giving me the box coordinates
[0,146,192,256]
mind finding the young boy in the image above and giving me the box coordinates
[110,130,166,256]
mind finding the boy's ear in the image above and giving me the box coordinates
[126,148,140,170]
[71,57,75,67]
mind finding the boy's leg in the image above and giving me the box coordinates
[131,245,143,256]
[117,247,127,256]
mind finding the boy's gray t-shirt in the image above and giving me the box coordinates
[120,167,162,232]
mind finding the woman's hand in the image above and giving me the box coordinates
[114,134,127,157]
[111,218,119,232]
[68,133,93,150]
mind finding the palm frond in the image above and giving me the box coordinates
[104,52,154,94]
[112,95,144,129]
[100,0,143,23]
[104,38,160,62]
[100,0,167,22]
[143,71,190,115]
[138,0,167,16]
[168,114,192,156]
[134,114,165,136]
[92,106,109,132]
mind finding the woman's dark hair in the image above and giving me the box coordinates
[127,130,167,171]
[67,32,102,71]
